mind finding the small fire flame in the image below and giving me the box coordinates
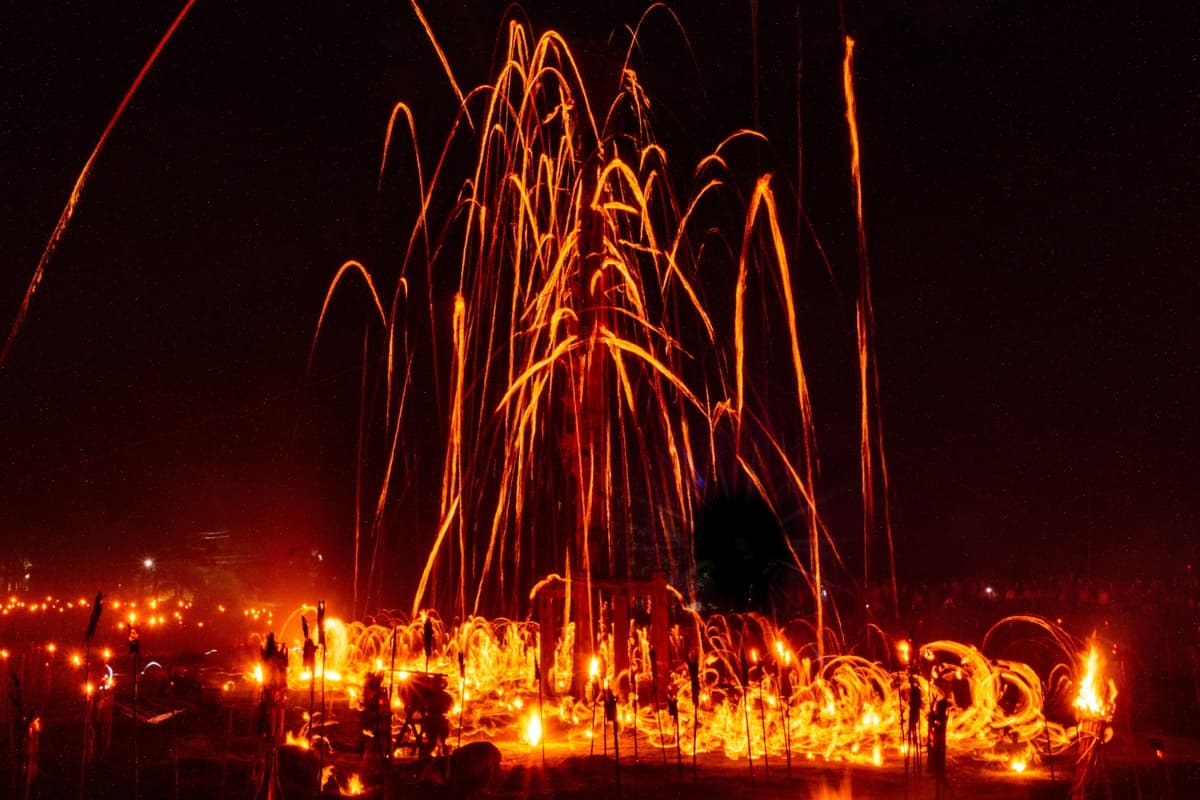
[284,730,309,750]
[343,774,365,796]
[1074,645,1116,718]
[525,711,542,746]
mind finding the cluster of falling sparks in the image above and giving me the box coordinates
[314,6,887,633]
[302,4,1122,787]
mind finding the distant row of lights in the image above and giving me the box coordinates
[2,593,276,644]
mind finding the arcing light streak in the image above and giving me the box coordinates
[2,0,199,368]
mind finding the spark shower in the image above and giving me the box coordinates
[315,5,892,634]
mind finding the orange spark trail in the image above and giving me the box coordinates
[409,1,472,130]
[318,13,905,648]
[842,34,897,613]
[2,0,198,369]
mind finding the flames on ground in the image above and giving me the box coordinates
[263,605,1116,781]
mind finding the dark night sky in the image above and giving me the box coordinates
[1,1,1196,595]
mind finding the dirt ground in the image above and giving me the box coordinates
[9,686,1200,800]
[6,596,1200,799]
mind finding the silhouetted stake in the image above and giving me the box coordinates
[317,600,326,791]
[387,624,398,761]
[755,654,769,778]
[80,592,102,800]
[630,654,639,765]
[535,657,546,770]
[256,633,287,800]
[382,625,398,799]
[302,616,316,745]
[606,690,621,790]
[11,673,34,800]
[687,658,700,779]
[779,653,793,779]
[650,647,667,767]
[898,675,910,799]
[740,651,754,784]
[129,625,140,800]
[602,686,608,757]
[423,614,434,674]
[457,650,466,751]
[668,691,682,783]
[590,676,598,756]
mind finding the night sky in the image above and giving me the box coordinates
[1,1,1196,597]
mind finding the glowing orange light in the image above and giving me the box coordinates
[525,712,542,746]
[1074,645,1116,718]
[285,730,310,750]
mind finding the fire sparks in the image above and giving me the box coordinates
[0,9,1135,788]
[0,585,1124,790]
